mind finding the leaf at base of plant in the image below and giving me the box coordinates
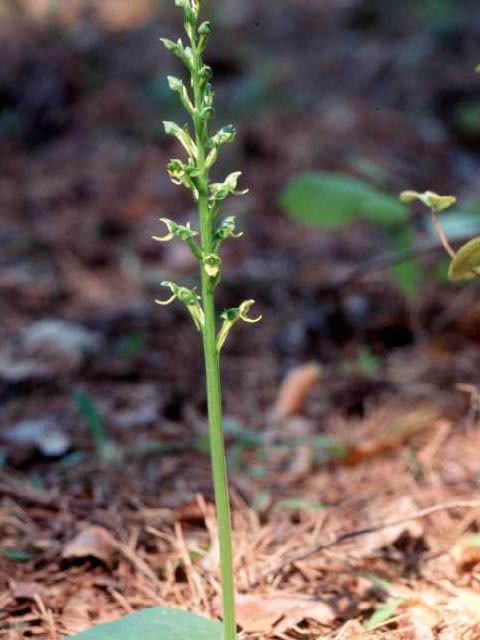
[68,607,226,640]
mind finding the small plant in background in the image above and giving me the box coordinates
[69,0,259,638]
[400,190,480,281]
[280,169,480,297]
[279,170,425,297]
[73,390,110,459]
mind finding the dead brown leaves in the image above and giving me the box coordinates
[235,593,335,634]
[63,526,118,566]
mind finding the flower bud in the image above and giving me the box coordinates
[210,125,236,148]
[198,21,211,52]
[167,76,183,92]
[214,216,243,248]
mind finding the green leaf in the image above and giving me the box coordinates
[163,121,197,159]
[272,498,324,512]
[389,228,424,298]
[361,193,408,227]
[1,548,33,562]
[279,172,369,228]
[118,333,146,360]
[399,190,456,212]
[280,172,406,229]
[74,391,107,455]
[365,599,403,631]
[448,235,480,281]
[68,607,225,640]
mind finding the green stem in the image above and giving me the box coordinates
[192,43,237,640]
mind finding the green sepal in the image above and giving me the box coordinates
[174,0,199,25]
[163,121,197,160]
[209,172,248,203]
[160,37,178,53]
[213,216,243,250]
[167,76,194,114]
[156,282,204,331]
[210,125,236,148]
[197,21,211,52]
[216,300,261,351]
[160,37,192,69]
[153,218,201,259]
[205,126,237,169]
[167,159,200,200]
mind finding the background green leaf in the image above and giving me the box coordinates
[389,228,424,298]
[279,172,369,228]
[448,235,480,281]
[361,192,408,226]
[68,607,225,640]
[280,171,408,228]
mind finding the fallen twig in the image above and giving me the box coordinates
[253,499,480,586]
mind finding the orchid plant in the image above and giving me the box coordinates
[68,1,260,638]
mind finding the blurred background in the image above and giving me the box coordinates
[1,0,480,492]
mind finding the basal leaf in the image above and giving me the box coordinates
[68,607,225,640]
[279,172,369,228]
[448,235,480,281]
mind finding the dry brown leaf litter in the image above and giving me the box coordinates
[3,417,480,639]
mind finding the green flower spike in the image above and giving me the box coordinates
[155,281,204,331]
[217,300,262,352]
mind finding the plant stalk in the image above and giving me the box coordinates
[192,46,237,640]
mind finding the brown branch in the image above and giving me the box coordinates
[251,500,480,587]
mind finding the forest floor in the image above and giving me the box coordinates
[2,1,480,638]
